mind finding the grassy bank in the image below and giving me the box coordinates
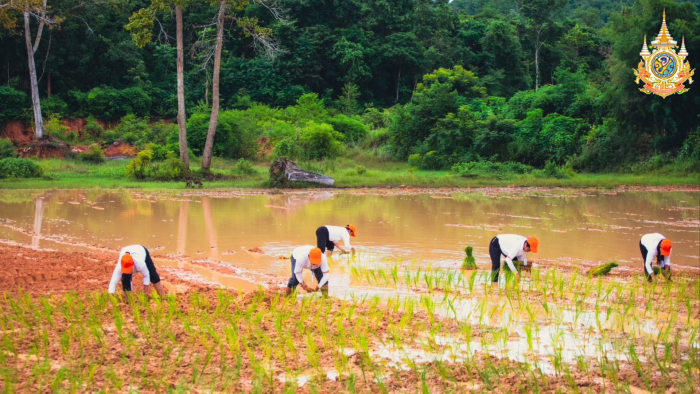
[1,154,698,190]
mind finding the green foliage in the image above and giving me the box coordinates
[80,144,105,163]
[0,139,17,159]
[186,110,258,159]
[41,97,69,118]
[125,149,183,180]
[327,115,368,143]
[299,122,343,160]
[84,117,104,138]
[451,161,534,180]
[356,165,367,175]
[87,87,151,120]
[45,117,77,144]
[272,138,304,161]
[0,85,28,125]
[0,158,43,179]
[462,246,478,270]
[539,161,576,179]
[232,159,257,176]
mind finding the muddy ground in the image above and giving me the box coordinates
[1,244,698,393]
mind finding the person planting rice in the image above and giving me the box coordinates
[488,234,538,283]
[640,233,672,282]
[108,245,165,297]
[315,224,356,257]
[285,246,330,296]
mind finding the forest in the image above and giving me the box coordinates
[1,0,699,182]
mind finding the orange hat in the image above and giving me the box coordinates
[527,237,539,253]
[121,253,134,274]
[660,240,672,256]
[309,247,323,265]
[346,224,357,237]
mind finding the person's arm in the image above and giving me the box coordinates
[504,255,518,273]
[644,246,655,275]
[294,263,306,288]
[317,258,330,288]
[108,264,121,294]
[663,254,670,269]
[343,231,352,249]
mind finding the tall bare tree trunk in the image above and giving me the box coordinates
[176,6,190,171]
[24,12,44,139]
[201,0,226,171]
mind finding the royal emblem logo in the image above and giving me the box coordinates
[634,11,694,98]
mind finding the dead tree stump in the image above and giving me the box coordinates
[269,158,335,187]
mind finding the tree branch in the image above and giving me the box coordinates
[31,0,48,54]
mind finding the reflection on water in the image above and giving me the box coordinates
[0,189,698,276]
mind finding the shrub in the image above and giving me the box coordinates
[0,139,17,159]
[299,122,343,160]
[408,151,443,170]
[41,96,68,118]
[84,117,104,138]
[187,111,258,159]
[268,121,295,144]
[0,85,28,125]
[125,149,184,180]
[327,114,368,143]
[0,158,43,179]
[45,117,76,143]
[539,160,576,178]
[272,137,304,160]
[87,86,151,120]
[356,165,367,175]
[80,144,105,163]
[232,158,256,176]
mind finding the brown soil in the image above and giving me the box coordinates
[0,244,206,296]
[103,141,137,157]
[0,121,34,145]
[247,247,265,254]
[19,137,71,159]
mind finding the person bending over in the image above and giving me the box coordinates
[108,244,165,297]
[640,233,672,282]
[315,224,356,258]
[285,246,330,296]
[489,234,539,283]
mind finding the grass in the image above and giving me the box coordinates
[1,150,698,190]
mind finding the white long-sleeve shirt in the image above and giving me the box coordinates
[292,245,330,287]
[326,226,352,248]
[496,234,528,273]
[108,245,151,293]
[641,233,670,272]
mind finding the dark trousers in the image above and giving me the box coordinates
[122,246,161,291]
[315,226,335,252]
[287,256,325,289]
[489,237,519,283]
[640,241,663,279]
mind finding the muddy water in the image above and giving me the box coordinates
[0,189,698,286]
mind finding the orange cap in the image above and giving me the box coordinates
[346,224,357,237]
[527,237,539,253]
[309,247,323,265]
[121,253,134,274]
[660,240,672,256]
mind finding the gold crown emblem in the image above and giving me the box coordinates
[634,10,694,98]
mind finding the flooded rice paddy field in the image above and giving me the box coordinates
[0,187,698,392]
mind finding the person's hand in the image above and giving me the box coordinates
[351,247,356,253]
[300,283,309,291]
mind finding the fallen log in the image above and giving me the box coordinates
[269,158,335,187]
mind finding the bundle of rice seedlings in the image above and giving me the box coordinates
[462,246,478,270]
[512,260,531,273]
[652,266,672,279]
[587,262,619,276]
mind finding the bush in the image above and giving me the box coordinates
[125,149,183,180]
[232,158,257,176]
[327,114,368,143]
[0,158,43,179]
[186,111,258,159]
[451,161,534,179]
[0,139,17,159]
[299,122,343,160]
[87,86,151,120]
[41,96,68,118]
[272,137,304,160]
[84,117,104,138]
[538,160,576,178]
[80,144,105,163]
[45,117,76,143]
[408,151,443,170]
[356,165,367,175]
[0,85,29,125]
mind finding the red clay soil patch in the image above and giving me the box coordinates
[19,137,70,159]
[103,141,137,157]
[0,244,204,296]
[0,121,33,145]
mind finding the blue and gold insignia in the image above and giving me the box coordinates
[634,11,694,98]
